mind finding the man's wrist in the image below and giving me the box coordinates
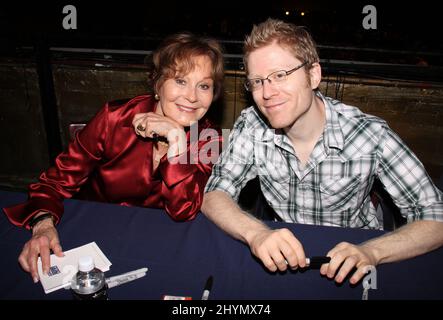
[360,241,382,265]
[244,219,270,246]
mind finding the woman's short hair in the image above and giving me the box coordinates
[243,18,319,73]
[147,32,224,100]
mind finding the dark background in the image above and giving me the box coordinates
[1,0,441,60]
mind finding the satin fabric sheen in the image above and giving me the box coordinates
[3,95,222,228]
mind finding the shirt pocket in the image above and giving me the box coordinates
[259,162,290,202]
[319,175,361,211]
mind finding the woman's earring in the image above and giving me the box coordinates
[154,93,160,101]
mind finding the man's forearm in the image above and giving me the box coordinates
[362,220,443,265]
[201,190,269,245]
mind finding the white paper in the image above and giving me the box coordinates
[37,242,112,294]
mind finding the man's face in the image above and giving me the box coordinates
[247,42,317,130]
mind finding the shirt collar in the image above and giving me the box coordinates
[246,107,275,142]
[246,108,294,153]
[247,93,345,153]
[318,91,344,151]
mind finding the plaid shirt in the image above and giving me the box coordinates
[205,92,443,229]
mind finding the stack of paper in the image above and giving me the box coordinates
[37,242,112,294]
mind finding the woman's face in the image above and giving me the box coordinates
[157,55,215,127]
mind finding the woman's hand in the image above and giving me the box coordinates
[18,215,64,283]
[133,112,183,139]
[133,112,187,158]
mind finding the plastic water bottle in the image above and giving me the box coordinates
[70,256,109,300]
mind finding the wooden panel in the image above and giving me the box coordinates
[0,61,49,188]
[52,65,149,148]
[330,81,443,181]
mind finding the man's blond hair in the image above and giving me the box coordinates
[243,18,319,74]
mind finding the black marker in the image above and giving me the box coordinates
[201,276,213,300]
[306,256,331,268]
[285,256,331,268]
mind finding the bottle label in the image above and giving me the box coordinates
[71,284,109,300]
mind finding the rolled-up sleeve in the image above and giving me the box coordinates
[204,113,257,201]
[377,126,443,222]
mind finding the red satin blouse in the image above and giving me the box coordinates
[3,95,222,228]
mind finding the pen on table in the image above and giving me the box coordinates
[106,267,148,282]
[106,271,147,289]
[201,276,213,300]
[106,267,148,289]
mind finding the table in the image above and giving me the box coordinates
[1,190,442,300]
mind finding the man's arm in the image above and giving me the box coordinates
[363,220,443,263]
[321,220,443,284]
[322,124,443,284]
[202,190,307,270]
[202,190,267,243]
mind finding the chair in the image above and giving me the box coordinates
[437,174,443,192]
[370,178,406,231]
[69,123,87,140]
[254,190,278,221]
[239,177,278,221]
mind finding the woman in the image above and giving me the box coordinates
[3,32,224,282]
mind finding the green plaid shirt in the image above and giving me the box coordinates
[205,93,443,229]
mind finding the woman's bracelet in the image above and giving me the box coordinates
[28,213,55,231]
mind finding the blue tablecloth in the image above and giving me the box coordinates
[1,190,442,300]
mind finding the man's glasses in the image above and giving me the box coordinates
[244,61,308,92]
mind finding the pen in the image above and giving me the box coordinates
[284,256,331,268]
[201,276,213,300]
[106,267,148,283]
[305,256,331,268]
[105,267,148,289]
[106,271,147,289]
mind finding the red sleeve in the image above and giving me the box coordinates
[158,127,222,221]
[3,103,109,229]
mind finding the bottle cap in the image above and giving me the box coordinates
[78,256,94,272]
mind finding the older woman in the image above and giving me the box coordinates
[4,32,224,283]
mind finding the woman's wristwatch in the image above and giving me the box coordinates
[28,213,55,231]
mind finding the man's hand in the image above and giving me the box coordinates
[18,217,63,283]
[320,242,377,284]
[248,228,307,272]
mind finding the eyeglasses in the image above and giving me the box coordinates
[244,61,308,92]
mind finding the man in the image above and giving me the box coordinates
[202,18,443,284]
